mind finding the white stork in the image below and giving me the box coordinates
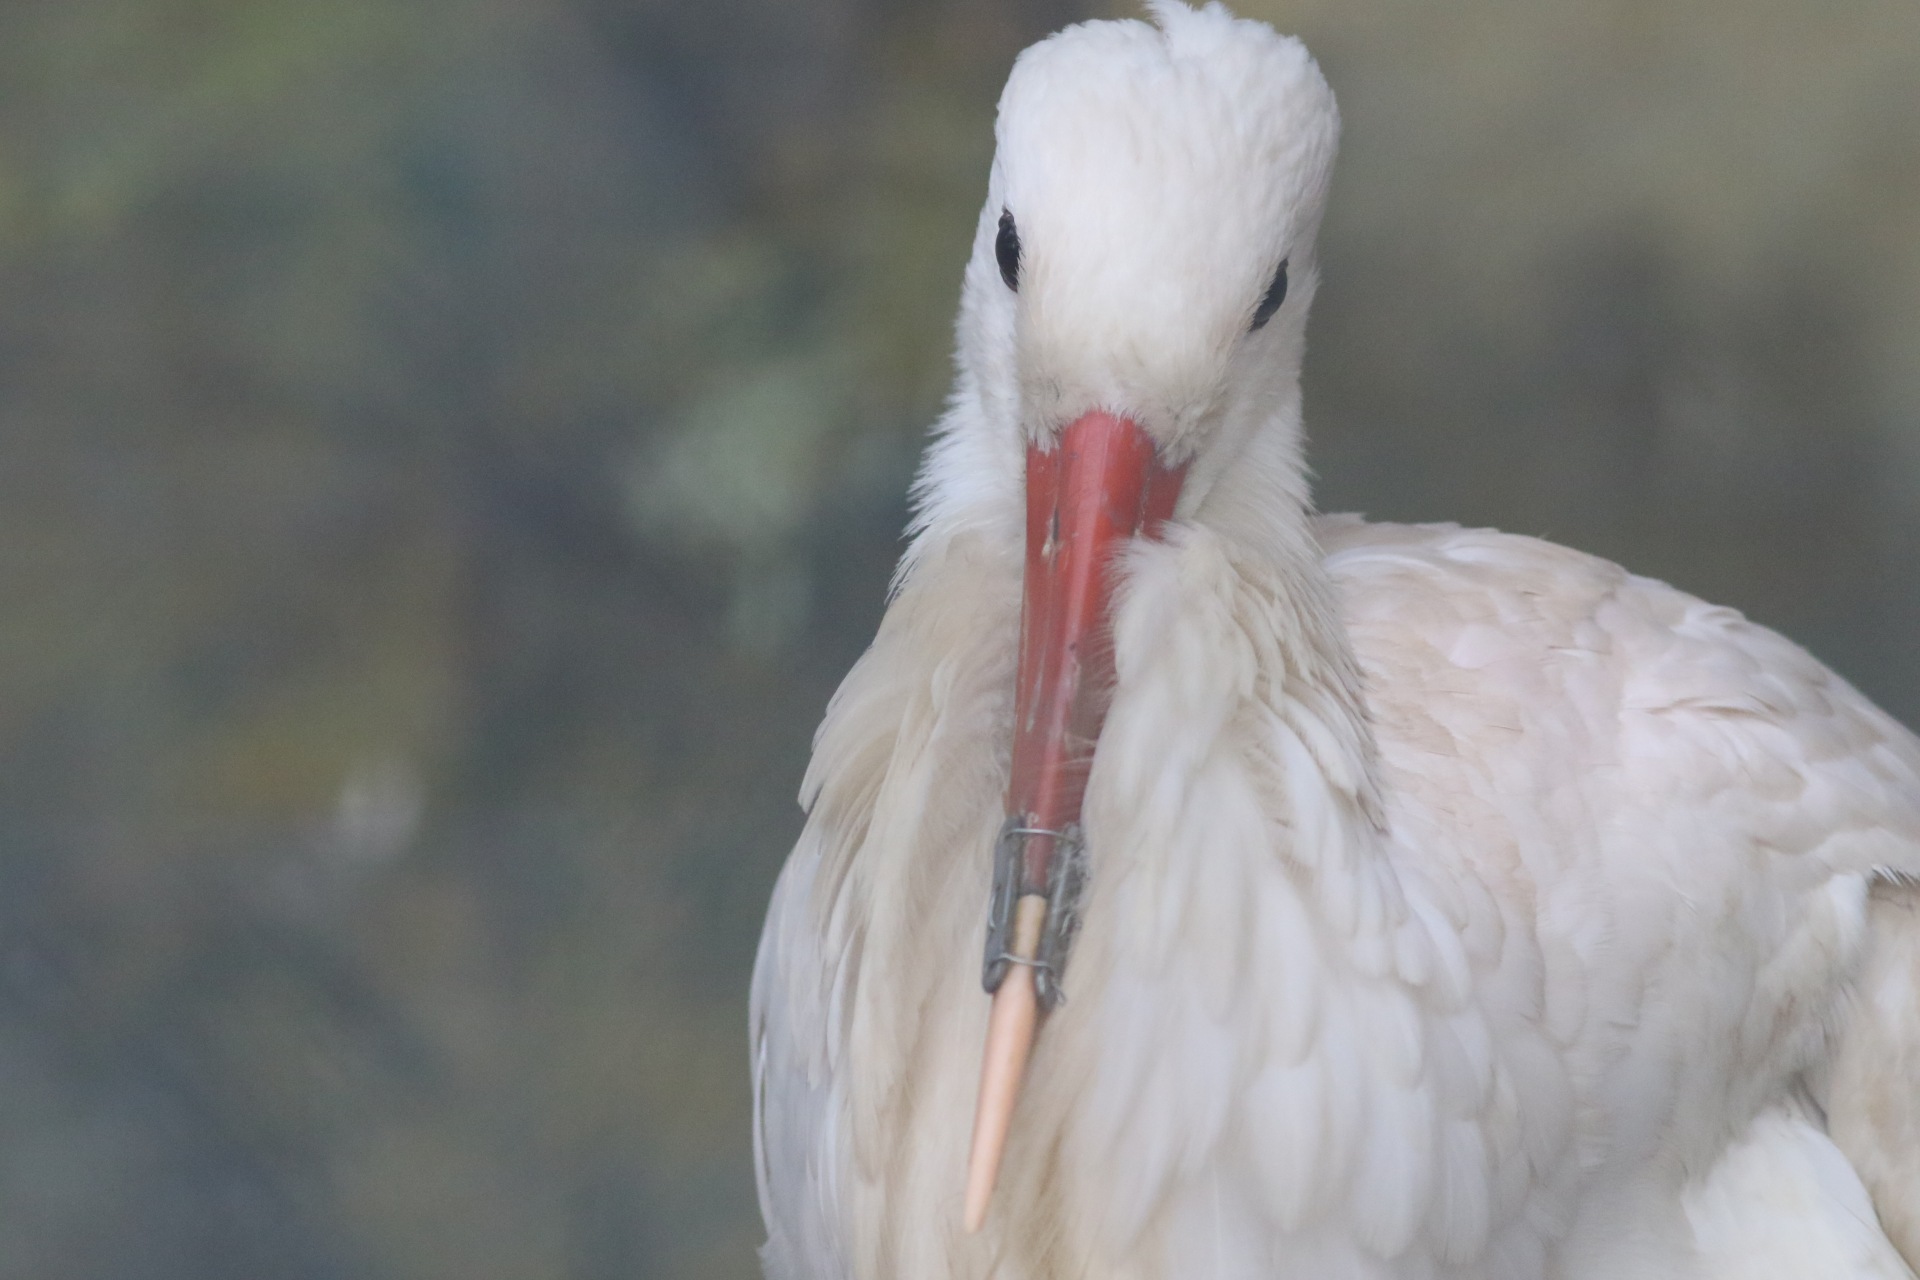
[750,4,1920,1277]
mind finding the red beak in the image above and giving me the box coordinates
[963,410,1186,1230]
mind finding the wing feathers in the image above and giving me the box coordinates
[1826,879,1920,1271]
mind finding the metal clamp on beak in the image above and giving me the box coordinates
[982,815,1089,1009]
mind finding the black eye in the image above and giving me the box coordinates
[995,209,1021,292]
[1250,257,1288,330]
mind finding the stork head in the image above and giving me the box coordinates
[959,0,1338,468]
[959,3,1341,1232]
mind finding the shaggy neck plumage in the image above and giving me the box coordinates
[914,366,1389,869]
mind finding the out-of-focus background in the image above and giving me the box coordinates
[0,0,1915,1275]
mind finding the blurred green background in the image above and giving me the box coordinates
[0,0,1915,1276]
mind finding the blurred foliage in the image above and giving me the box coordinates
[0,0,1913,1276]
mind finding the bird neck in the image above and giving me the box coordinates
[1219,400,1388,843]
[973,385,1391,888]
[1099,441,1387,859]
[914,379,1387,861]
[1189,398,1380,793]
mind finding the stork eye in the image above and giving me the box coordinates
[1251,257,1289,330]
[995,210,1021,292]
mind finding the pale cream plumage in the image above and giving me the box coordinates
[751,5,1920,1277]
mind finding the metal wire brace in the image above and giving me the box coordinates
[981,814,1088,1009]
